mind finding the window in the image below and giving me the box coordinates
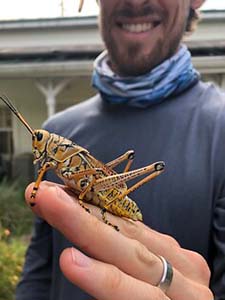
[0,106,13,177]
[0,106,13,156]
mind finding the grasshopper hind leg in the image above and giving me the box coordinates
[78,201,119,231]
[101,208,119,231]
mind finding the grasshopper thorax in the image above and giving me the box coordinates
[32,129,51,162]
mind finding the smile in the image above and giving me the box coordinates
[121,23,154,33]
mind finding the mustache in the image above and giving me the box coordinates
[113,3,164,19]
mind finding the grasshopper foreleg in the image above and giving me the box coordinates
[30,161,56,206]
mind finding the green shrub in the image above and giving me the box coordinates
[0,179,33,236]
[0,237,27,300]
[0,180,33,299]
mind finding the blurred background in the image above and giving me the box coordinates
[0,0,224,19]
[0,1,224,299]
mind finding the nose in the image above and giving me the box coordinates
[122,0,157,16]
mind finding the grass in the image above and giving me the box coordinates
[0,237,27,300]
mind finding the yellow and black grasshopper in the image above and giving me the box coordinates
[0,95,165,230]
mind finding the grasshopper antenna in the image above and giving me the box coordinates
[0,94,34,135]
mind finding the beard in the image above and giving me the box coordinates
[99,3,188,77]
[105,36,165,76]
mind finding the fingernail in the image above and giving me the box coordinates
[71,247,91,267]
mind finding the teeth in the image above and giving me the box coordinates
[122,23,153,33]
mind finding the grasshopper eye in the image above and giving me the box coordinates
[36,132,43,141]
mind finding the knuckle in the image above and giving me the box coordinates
[185,250,211,284]
[161,233,180,247]
[199,286,214,300]
[194,254,211,284]
[207,289,214,300]
[133,239,156,267]
[121,218,140,238]
[104,265,123,291]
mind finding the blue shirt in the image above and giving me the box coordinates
[16,81,225,300]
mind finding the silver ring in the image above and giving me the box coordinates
[157,256,173,293]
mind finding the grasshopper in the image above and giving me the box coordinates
[0,95,165,230]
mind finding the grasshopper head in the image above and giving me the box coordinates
[32,129,50,163]
[0,95,51,164]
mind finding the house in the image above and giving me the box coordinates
[0,11,224,181]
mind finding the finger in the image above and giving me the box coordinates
[71,192,210,288]
[119,220,211,286]
[59,247,169,300]
[25,182,163,285]
[39,184,209,285]
[25,182,213,300]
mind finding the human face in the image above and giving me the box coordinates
[99,0,203,76]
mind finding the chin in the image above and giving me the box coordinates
[109,41,165,76]
[112,53,161,76]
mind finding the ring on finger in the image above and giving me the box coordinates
[157,256,173,293]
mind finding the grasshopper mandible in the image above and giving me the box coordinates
[0,95,165,230]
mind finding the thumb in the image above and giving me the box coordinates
[59,247,169,300]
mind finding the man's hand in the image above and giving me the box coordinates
[25,181,213,300]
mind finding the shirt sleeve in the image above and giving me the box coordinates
[210,196,225,300]
[15,216,53,300]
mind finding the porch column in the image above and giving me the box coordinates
[35,78,71,117]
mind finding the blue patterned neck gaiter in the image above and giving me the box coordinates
[92,44,200,108]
